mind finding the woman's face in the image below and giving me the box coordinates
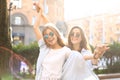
[70,28,82,45]
[43,29,58,46]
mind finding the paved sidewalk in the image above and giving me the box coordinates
[21,79,34,80]
[101,78,120,80]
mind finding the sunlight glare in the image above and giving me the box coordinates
[64,0,120,21]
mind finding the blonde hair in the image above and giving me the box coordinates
[42,23,65,47]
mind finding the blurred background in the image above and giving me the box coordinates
[0,0,120,80]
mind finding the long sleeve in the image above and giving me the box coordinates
[81,49,94,70]
[35,39,50,80]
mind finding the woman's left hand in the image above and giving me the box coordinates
[93,44,109,59]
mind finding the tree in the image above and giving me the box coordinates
[0,0,12,79]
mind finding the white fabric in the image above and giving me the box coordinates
[41,47,71,80]
[81,48,94,70]
[35,39,99,80]
[62,51,99,80]
[35,39,49,80]
[35,39,71,80]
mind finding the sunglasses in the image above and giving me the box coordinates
[70,32,80,38]
[44,32,54,39]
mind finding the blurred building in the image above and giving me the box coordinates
[7,0,64,45]
[66,13,120,46]
[7,0,120,46]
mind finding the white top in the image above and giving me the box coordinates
[35,39,71,80]
[41,46,71,80]
[35,39,99,80]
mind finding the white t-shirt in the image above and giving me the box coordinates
[41,46,71,80]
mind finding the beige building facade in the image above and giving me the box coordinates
[67,13,120,46]
[7,0,64,45]
[7,0,120,46]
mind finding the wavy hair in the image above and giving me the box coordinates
[68,26,91,52]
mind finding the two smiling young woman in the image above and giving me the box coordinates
[33,2,109,80]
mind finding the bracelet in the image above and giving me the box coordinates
[93,53,98,59]
[92,58,100,65]
[94,52,102,59]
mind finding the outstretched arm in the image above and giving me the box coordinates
[83,52,99,65]
[83,44,109,65]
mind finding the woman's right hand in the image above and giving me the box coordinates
[33,2,40,13]
[33,2,43,13]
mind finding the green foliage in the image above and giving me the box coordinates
[2,74,13,80]
[12,41,39,65]
[94,68,108,74]
[97,41,120,74]
[106,60,120,73]
[104,41,120,58]
[89,44,94,53]
[11,41,120,74]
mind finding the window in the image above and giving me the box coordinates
[12,0,22,8]
[15,16,21,25]
[32,0,39,1]
[32,16,36,25]
[13,36,24,45]
[44,0,48,14]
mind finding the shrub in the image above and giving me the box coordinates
[96,41,120,74]
[12,41,39,65]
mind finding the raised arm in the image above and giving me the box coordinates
[34,0,49,24]
[41,12,49,24]
[33,1,50,41]
[33,6,43,41]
